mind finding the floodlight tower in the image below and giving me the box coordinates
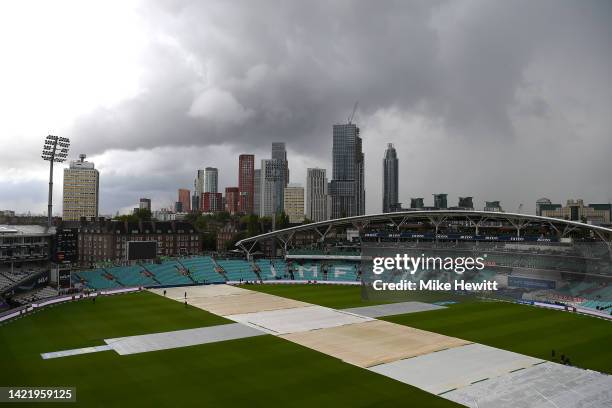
[41,135,70,227]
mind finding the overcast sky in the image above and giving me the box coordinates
[1,0,611,216]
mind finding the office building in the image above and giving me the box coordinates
[62,154,99,221]
[225,187,240,215]
[238,154,255,214]
[540,199,611,224]
[284,184,305,224]
[306,168,328,222]
[329,123,365,219]
[382,143,399,213]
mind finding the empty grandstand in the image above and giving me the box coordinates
[236,211,612,306]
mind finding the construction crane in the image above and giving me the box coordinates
[347,101,359,124]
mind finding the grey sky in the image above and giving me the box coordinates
[1,0,611,215]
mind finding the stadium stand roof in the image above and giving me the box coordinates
[235,210,612,256]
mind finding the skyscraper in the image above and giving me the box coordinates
[62,154,99,221]
[260,159,285,217]
[306,168,328,222]
[238,154,255,214]
[329,123,365,219]
[178,188,191,212]
[284,184,304,224]
[382,143,399,213]
[271,142,289,187]
[204,167,218,193]
[253,169,261,216]
[193,169,205,211]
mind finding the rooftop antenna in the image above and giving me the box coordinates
[348,101,359,124]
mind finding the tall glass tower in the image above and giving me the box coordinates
[382,143,399,213]
[271,142,289,187]
[329,123,365,219]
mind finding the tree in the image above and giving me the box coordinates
[113,214,138,223]
[246,214,260,237]
[202,231,217,250]
[275,211,289,229]
[226,231,248,250]
[133,208,152,220]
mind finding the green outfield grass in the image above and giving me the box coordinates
[0,291,458,407]
[247,283,383,309]
[251,284,612,374]
[249,283,473,308]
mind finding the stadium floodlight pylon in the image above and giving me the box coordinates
[41,135,70,228]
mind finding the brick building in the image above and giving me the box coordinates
[77,219,201,266]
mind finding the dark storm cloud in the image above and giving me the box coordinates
[68,0,612,159]
[2,0,611,214]
[64,0,499,155]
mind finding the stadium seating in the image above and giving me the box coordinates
[580,300,612,310]
[217,259,259,281]
[178,256,224,284]
[146,261,193,286]
[74,269,123,290]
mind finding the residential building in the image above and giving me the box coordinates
[536,198,553,216]
[204,167,218,193]
[178,188,191,213]
[433,193,448,209]
[201,192,223,213]
[306,168,328,222]
[382,143,399,213]
[77,220,200,266]
[193,169,205,211]
[260,159,285,217]
[456,197,474,209]
[238,154,255,214]
[484,201,503,212]
[253,169,261,217]
[410,198,424,209]
[284,184,305,224]
[225,187,240,215]
[62,154,99,221]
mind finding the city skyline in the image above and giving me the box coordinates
[1,1,611,216]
